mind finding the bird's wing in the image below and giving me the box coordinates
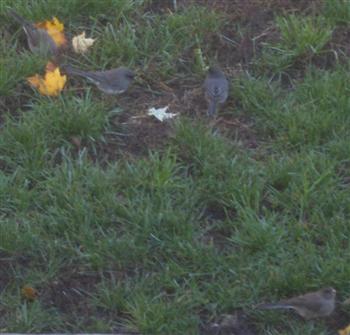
[66,67,102,83]
[27,28,52,49]
[257,302,295,310]
[83,71,104,82]
[283,294,323,313]
[8,9,38,42]
[102,70,119,85]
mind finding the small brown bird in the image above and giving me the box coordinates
[8,9,57,57]
[204,67,229,116]
[63,64,135,95]
[256,287,336,320]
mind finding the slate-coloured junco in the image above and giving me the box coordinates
[256,287,336,320]
[8,9,57,57]
[63,64,135,95]
[204,67,229,116]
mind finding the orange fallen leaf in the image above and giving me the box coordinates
[21,285,38,301]
[36,17,67,47]
[27,61,67,96]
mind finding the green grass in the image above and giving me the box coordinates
[1,0,350,334]
[258,14,333,74]
[323,0,350,26]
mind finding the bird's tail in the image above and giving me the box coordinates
[61,64,102,84]
[256,303,294,310]
[207,99,217,116]
[61,64,88,77]
[8,8,32,27]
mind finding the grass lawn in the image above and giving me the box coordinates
[1,0,350,333]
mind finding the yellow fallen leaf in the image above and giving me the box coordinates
[27,61,67,96]
[72,32,95,54]
[21,285,38,301]
[339,324,350,335]
[36,17,67,47]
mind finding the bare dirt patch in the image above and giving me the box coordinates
[3,0,321,165]
[103,0,322,162]
[200,310,257,335]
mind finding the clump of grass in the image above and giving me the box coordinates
[323,0,350,25]
[0,94,108,174]
[126,292,199,334]
[235,65,350,148]
[3,301,63,332]
[0,0,144,23]
[81,5,223,74]
[259,14,333,73]
[0,43,45,98]
[277,15,332,55]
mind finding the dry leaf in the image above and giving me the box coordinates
[339,324,350,335]
[21,285,38,301]
[36,17,67,47]
[72,32,95,54]
[71,136,82,148]
[147,106,177,122]
[27,61,67,96]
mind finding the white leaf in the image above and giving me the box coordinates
[147,106,177,122]
[72,32,95,54]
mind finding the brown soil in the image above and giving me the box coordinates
[3,0,333,165]
[200,310,257,335]
[41,268,131,328]
[88,0,324,164]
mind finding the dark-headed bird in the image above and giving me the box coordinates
[8,9,57,57]
[256,287,336,320]
[204,67,229,116]
[63,64,135,95]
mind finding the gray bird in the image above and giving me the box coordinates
[63,65,135,95]
[8,9,57,57]
[256,287,336,320]
[204,67,229,116]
